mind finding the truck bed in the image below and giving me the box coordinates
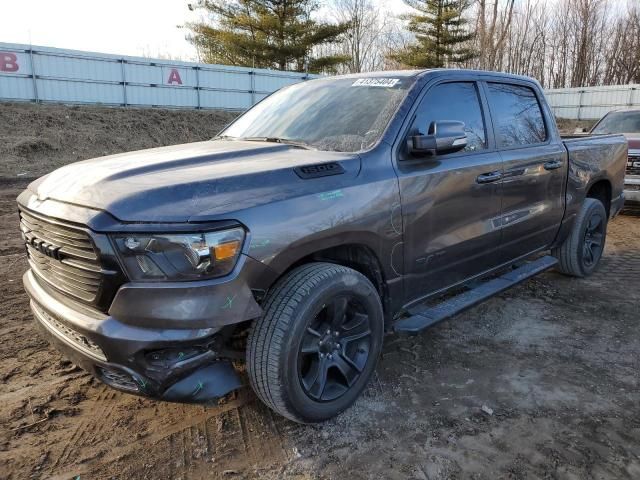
[559,133,627,221]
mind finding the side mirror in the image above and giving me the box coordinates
[407,121,467,156]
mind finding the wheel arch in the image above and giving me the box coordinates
[285,243,390,318]
[262,241,391,322]
[586,178,612,217]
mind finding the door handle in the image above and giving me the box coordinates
[543,160,562,171]
[476,171,503,184]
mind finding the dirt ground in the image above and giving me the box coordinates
[0,102,238,178]
[555,118,595,134]
[0,104,637,479]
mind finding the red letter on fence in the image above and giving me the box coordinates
[167,68,182,85]
[0,52,19,72]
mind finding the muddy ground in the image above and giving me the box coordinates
[0,102,238,178]
[0,104,637,479]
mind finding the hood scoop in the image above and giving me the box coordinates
[294,162,345,179]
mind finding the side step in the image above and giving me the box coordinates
[394,255,558,335]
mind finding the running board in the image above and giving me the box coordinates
[394,255,558,335]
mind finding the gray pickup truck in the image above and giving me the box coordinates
[18,70,627,423]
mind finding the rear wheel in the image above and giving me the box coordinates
[553,198,607,277]
[247,262,384,423]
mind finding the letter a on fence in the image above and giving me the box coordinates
[167,68,182,85]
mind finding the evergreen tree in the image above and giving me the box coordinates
[391,0,475,68]
[187,0,350,73]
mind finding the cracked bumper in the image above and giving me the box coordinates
[23,265,265,402]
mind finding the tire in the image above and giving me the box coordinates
[247,262,384,423]
[552,197,608,277]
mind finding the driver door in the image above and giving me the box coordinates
[395,81,504,304]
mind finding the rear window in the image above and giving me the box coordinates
[486,83,547,148]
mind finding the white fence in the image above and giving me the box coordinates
[1,44,637,119]
[0,43,313,110]
[546,84,640,120]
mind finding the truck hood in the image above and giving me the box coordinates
[27,140,360,223]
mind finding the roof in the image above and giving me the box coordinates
[314,68,542,84]
[319,70,425,80]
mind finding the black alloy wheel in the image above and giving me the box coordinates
[582,211,605,267]
[298,295,371,402]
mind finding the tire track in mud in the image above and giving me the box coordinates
[172,394,290,478]
[45,392,257,479]
[236,407,251,459]
[265,407,292,461]
[81,390,255,469]
[53,386,118,468]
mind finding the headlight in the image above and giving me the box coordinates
[111,228,245,281]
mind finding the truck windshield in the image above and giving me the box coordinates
[220,76,414,152]
[592,111,640,134]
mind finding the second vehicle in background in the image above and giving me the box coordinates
[589,108,640,212]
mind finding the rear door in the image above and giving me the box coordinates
[395,80,503,303]
[483,82,566,263]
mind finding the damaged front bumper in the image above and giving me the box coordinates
[23,268,260,402]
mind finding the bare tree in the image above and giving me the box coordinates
[473,0,515,70]
[603,3,640,84]
[461,0,638,88]
[317,0,639,86]
[331,0,389,72]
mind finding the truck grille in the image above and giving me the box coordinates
[20,209,104,305]
[628,154,640,176]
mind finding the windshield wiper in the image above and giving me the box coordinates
[236,137,315,150]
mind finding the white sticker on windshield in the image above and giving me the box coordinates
[352,78,400,88]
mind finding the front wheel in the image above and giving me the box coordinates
[247,263,384,423]
[552,197,608,277]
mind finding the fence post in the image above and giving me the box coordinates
[577,90,585,121]
[629,87,636,107]
[120,59,127,106]
[28,48,38,103]
[195,66,201,109]
[250,71,255,106]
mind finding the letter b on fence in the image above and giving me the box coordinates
[0,52,19,72]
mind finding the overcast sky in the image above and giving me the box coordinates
[0,0,410,61]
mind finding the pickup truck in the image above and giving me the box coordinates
[18,70,627,423]
[588,108,640,211]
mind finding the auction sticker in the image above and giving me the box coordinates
[352,78,400,88]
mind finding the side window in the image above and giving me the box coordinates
[409,82,487,154]
[486,83,547,148]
